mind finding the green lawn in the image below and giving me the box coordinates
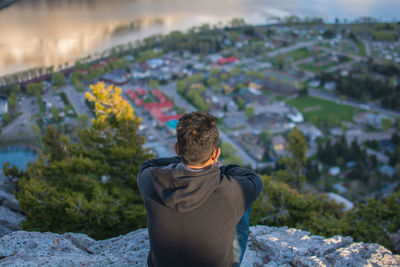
[287,96,362,128]
[298,56,351,74]
[262,69,297,83]
[284,47,314,61]
[356,41,367,57]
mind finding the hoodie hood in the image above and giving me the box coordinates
[151,164,221,212]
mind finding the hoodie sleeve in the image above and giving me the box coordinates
[220,164,262,209]
[137,156,182,201]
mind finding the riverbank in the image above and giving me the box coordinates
[0,0,17,10]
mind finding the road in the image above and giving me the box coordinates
[61,85,94,125]
[218,130,259,169]
[265,41,317,57]
[1,96,37,139]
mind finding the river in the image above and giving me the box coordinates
[0,146,37,185]
[0,146,37,170]
[0,0,398,76]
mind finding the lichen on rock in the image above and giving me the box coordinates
[0,226,399,267]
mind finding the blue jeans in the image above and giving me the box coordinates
[232,207,251,267]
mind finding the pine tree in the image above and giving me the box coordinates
[279,127,307,188]
[12,82,151,239]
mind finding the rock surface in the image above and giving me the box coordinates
[0,226,399,267]
[0,188,24,237]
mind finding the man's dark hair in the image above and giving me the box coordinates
[176,111,219,165]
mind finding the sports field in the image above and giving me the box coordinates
[282,47,315,61]
[287,96,362,127]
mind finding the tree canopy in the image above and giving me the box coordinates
[10,82,151,239]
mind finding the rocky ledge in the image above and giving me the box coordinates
[0,225,399,267]
[0,188,24,237]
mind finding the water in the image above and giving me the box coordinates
[0,0,398,76]
[0,146,37,171]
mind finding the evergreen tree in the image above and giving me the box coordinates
[250,175,346,237]
[280,127,307,188]
[11,82,151,239]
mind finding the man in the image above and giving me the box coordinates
[138,111,262,267]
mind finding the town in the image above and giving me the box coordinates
[1,18,399,207]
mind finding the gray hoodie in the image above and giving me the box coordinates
[137,156,262,267]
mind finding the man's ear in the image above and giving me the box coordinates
[212,147,221,161]
[174,142,180,155]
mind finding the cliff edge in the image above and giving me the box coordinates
[0,225,399,267]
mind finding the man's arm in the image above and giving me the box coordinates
[220,164,262,208]
[137,156,181,201]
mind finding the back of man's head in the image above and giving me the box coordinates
[176,111,219,166]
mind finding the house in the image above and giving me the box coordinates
[354,112,393,129]
[327,192,354,211]
[237,89,269,105]
[132,70,151,80]
[248,80,264,90]
[329,127,344,136]
[232,133,265,161]
[100,70,130,85]
[271,135,288,157]
[217,57,238,65]
[125,89,138,100]
[308,80,320,88]
[329,166,341,176]
[250,113,289,134]
[144,101,174,111]
[126,89,145,106]
[333,183,347,194]
[379,165,395,177]
[286,108,304,123]
[147,58,164,69]
[208,54,223,63]
[136,88,147,95]
[296,122,323,141]
[223,114,247,129]
[324,81,336,91]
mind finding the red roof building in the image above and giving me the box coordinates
[128,88,180,125]
[126,89,138,99]
[158,114,183,123]
[149,108,182,124]
[135,99,144,106]
[217,57,238,65]
[152,89,167,103]
[136,88,147,95]
[144,101,174,110]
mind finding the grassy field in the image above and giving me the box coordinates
[287,96,362,128]
[282,47,314,61]
[298,62,338,73]
[298,55,351,74]
[356,41,367,57]
[262,69,297,83]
